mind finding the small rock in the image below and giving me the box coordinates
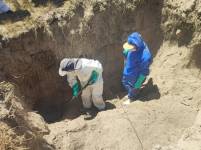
[164,91,169,95]
[188,97,193,100]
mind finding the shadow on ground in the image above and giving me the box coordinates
[118,78,160,101]
[33,92,116,123]
[61,99,116,121]
[137,78,161,101]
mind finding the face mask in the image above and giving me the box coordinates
[62,61,75,72]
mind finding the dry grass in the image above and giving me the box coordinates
[0,123,28,150]
[0,0,145,39]
[0,82,50,150]
[0,0,79,39]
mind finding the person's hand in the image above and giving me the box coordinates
[72,82,80,97]
[134,74,146,89]
[89,70,99,84]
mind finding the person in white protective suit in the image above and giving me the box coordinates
[0,0,10,14]
[59,58,106,119]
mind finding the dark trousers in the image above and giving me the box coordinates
[122,75,138,99]
[122,75,146,99]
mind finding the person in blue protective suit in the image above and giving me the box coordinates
[122,32,152,105]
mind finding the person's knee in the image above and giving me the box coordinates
[81,88,91,98]
[81,91,92,108]
[92,94,103,102]
[92,95,105,110]
[82,97,92,108]
[83,103,92,109]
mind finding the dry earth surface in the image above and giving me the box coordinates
[0,0,201,150]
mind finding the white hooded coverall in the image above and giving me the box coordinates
[59,58,106,110]
[0,0,10,14]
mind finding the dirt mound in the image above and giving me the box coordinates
[0,82,52,150]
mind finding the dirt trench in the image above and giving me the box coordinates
[0,0,163,122]
[1,0,201,150]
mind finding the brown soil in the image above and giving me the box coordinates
[0,0,201,150]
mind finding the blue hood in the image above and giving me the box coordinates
[127,32,145,51]
[123,32,152,77]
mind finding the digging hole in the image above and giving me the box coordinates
[1,0,164,123]
[31,83,74,123]
[33,99,65,123]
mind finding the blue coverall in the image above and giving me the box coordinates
[122,32,152,99]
